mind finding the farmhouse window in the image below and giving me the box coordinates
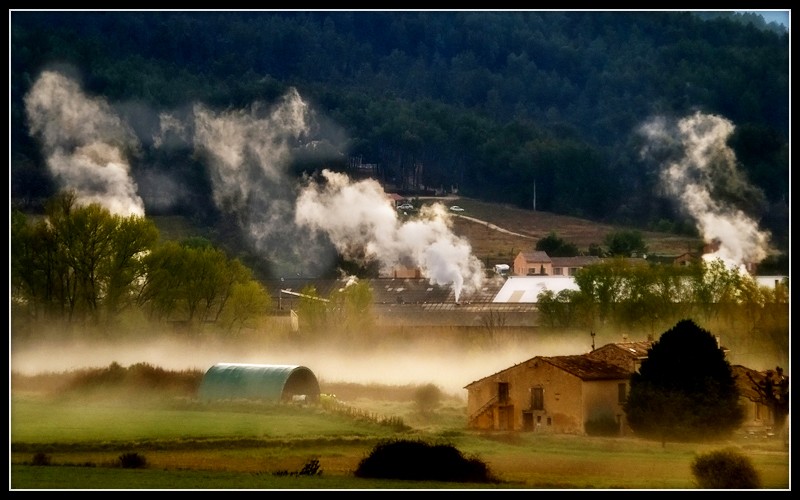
[532,387,544,410]
[554,267,563,275]
[618,383,627,403]
[498,382,509,404]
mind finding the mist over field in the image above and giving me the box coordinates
[10,318,788,398]
[10,331,602,398]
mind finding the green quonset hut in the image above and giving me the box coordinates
[198,363,321,403]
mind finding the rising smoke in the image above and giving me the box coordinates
[638,111,772,272]
[295,170,485,301]
[22,69,485,298]
[23,70,145,217]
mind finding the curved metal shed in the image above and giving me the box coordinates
[198,363,320,403]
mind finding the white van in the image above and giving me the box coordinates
[494,264,510,275]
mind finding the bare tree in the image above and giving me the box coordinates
[746,367,789,432]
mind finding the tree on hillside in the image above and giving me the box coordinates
[535,231,580,257]
[587,243,605,257]
[603,229,648,257]
[624,319,744,445]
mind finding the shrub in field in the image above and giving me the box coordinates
[691,448,761,489]
[414,383,442,415]
[118,452,147,469]
[31,452,51,466]
[65,362,203,397]
[354,438,498,483]
[297,458,322,476]
[273,458,323,477]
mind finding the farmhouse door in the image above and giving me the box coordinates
[523,412,534,431]
[497,406,514,430]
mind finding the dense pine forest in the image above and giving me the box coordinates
[10,10,789,266]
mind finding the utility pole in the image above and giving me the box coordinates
[533,180,536,211]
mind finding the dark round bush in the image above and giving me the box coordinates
[354,438,498,483]
[118,452,147,469]
[31,452,51,466]
[691,448,761,489]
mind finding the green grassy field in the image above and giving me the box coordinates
[9,391,790,490]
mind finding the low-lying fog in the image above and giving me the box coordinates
[10,333,601,399]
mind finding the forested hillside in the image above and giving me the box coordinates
[10,10,789,274]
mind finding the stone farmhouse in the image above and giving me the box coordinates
[464,340,777,436]
[465,341,652,435]
[731,364,789,436]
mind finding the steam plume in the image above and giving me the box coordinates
[188,88,337,274]
[22,70,486,289]
[23,70,145,216]
[639,111,771,272]
[295,169,485,301]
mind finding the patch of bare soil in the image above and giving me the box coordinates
[444,197,702,263]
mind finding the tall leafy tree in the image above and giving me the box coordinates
[572,258,631,324]
[689,258,747,321]
[101,213,160,319]
[11,209,65,325]
[624,319,744,444]
[296,284,328,332]
[328,278,375,333]
[11,191,158,327]
[139,239,253,327]
[614,263,662,332]
[218,280,273,335]
[536,288,583,328]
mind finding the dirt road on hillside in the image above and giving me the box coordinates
[441,197,701,263]
[454,214,533,239]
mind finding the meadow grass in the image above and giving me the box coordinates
[9,391,789,490]
[10,464,516,490]
[10,393,402,444]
